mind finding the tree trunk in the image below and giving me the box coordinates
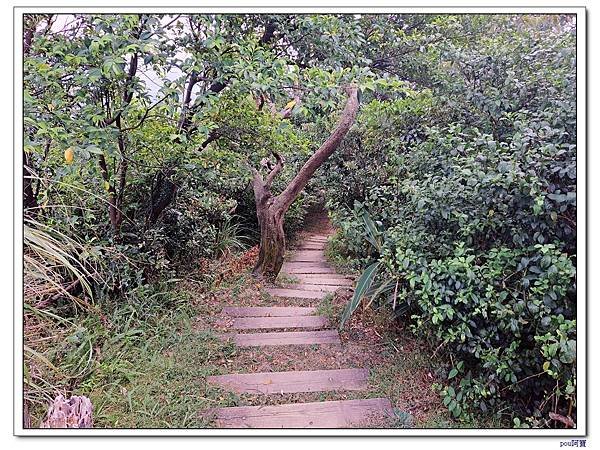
[98,153,123,234]
[250,85,359,279]
[23,17,41,214]
[253,205,286,278]
[147,168,177,226]
[23,151,38,212]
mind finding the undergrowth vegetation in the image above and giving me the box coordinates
[324,16,577,427]
[23,13,577,429]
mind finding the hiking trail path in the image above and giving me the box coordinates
[207,216,394,428]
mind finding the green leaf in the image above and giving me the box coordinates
[513,417,521,427]
[339,261,380,329]
[448,399,457,412]
[365,278,395,306]
[362,210,382,252]
[448,368,459,379]
[86,145,104,155]
[559,340,576,364]
[89,40,100,55]
[452,404,462,417]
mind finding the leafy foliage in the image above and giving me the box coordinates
[22,13,577,429]
[326,15,577,427]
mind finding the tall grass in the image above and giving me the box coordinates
[24,217,100,307]
[23,216,104,426]
[22,184,250,426]
[213,217,251,258]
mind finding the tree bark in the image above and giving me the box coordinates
[23,151,38,212]
[23,16,39,214]
[251,85,359,279]
[254,203,286,277]
[273,85,359,214]
[177,71,199,132]
[146,168,177,226]
[98,153,120,232]
[251,151,285,278]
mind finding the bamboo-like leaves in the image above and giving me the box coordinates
[361,210,382,252]
[339,261,380,329]
[364,278,396,309]
[24,218,98,306]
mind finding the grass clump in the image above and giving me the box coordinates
[26,279,239,428]
[316,293,336,322]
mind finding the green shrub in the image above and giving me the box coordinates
[331,18,577,426]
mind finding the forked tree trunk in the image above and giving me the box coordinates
[251,85,359,279]
[254,205,286,277]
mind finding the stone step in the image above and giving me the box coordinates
[265,287,327,299]
[288,258,329,264]
[303,236,330,241]
[212,398,394,428]
[229,329,341,347]
[292,275,353,286]
[231,315,329,330]
[298,243,327,248]
[207,368,369,395]
[293,240,326,247]
[287,250,326,262]
[282,267,339,275]
[278,283,339,292]
[294,272,352,279]
[222,306,317,317]
[282,261,332,268]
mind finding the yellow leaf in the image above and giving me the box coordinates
[284,99,297,110]
[64,147,74,164]
[543,361,550,371]
[104,181,110,191]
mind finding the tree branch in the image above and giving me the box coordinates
[260,20,277,45]
[198,128,221,151]
[274,84,359,213]
[97,153,119,228]
[177,71,199,131]
[120,93,170,132]
[123,52,139,105]
[264,152,284,188]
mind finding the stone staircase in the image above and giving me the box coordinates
[208,232,394,428]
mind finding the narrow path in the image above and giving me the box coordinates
[208,220,394,428]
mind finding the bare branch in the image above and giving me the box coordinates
[120,93,171,132]
[264,152,285,188]
[177,71,199,131]
[549,412,575,428]
[274,84,359,213]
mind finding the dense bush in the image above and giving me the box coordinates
[327,16,577,426]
